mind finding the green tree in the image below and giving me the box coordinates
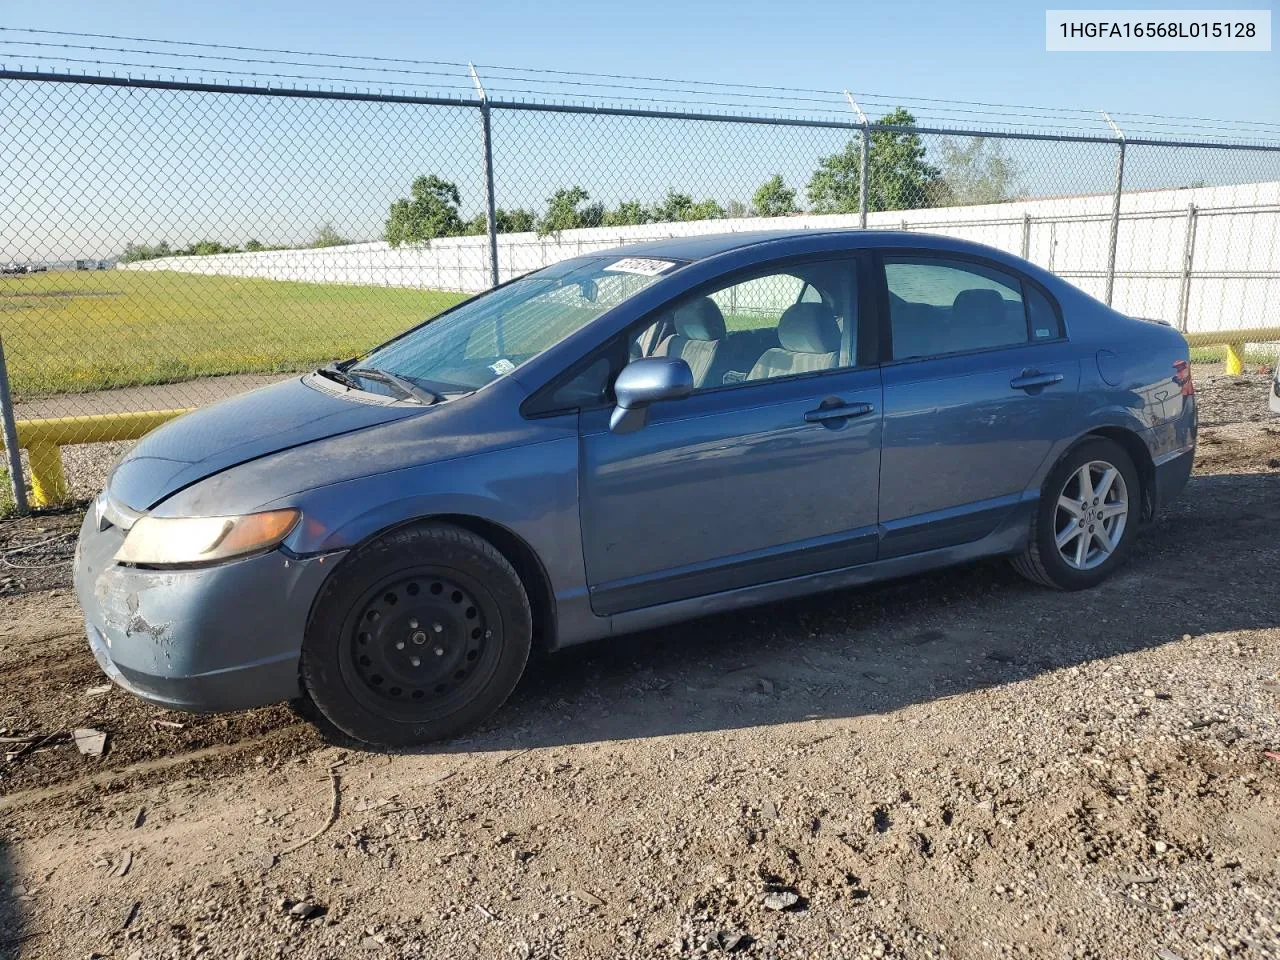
[385,175,464,247]
[603,200,651,227]
[933,137,1022,206]
[183,239,239,256]
[464,207,538,236]
[806,141,862,214]
[244,239,265,252]
[724,199,750,219]
[807,108,942,214]
[537,187,604,237]
[650,190,723,223]
[119,240,172,263]
[312,224,349,248]
[498,208,536,233]
[752,175,798,217]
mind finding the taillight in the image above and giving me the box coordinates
[1172,359,1194,397]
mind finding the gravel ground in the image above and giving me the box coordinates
[0,371,1277,960]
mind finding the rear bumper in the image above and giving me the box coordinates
[1152,447,1195,513]
[74,508,344,713]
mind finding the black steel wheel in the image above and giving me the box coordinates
[342,569,499,721]
[302,523,532,746]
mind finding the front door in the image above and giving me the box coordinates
[577,257,883,616]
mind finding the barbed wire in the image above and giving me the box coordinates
[2,25,1280,143]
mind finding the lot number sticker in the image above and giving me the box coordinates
[603,258,675,276]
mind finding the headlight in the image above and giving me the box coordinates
[114,509,300,567]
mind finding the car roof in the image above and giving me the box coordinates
[600,228,988,263]
[603,229,859,261]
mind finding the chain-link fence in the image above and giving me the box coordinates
[1,69,1279,509]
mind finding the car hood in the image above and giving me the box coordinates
[108,376,425,510]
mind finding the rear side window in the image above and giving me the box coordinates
[883,256,1057,361]
[1025,284,1063,342]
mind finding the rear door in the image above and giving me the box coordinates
[875,252,1081,557]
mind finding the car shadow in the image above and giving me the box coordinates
[341,468,1280,755]
[0,838,26,960]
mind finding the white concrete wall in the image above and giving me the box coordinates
[121,181,1280,335]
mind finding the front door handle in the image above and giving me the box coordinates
[804,400,875,423]
[1010,370,1064,391]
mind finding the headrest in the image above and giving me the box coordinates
[673,297,726,341]
[952,288,1005,319]
[778,303,841,354]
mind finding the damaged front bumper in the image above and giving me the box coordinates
[73,508,344,713]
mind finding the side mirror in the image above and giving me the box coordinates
[609,357,694,434]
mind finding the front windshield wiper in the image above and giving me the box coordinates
[316,363,362,390]
[348,366,442,405]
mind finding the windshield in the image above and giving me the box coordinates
[355,256,680,395]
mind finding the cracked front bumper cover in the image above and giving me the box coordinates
[74,509,345,713]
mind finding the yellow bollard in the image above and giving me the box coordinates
[26,442,69,506]
[1224,342,1245,376]
[0,409,192,509]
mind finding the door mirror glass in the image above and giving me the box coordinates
[610,357,694,434]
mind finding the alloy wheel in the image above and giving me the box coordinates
[1053,459,1129,571]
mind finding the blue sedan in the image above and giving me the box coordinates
[74,230,1197,745]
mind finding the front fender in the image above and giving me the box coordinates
[264,436,607,648]
[279,437,578,559]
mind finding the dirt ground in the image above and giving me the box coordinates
[1,370,1278,960]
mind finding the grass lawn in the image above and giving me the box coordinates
[0,270,467,396]
[1189,344,1278,368]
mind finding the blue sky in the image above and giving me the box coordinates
[10,0,1276,126]
[2,1,1277,259]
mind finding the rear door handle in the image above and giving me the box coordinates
[1009,371,1064,391]
[804,401,875,423]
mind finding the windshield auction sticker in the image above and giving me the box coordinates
[603,258,676,276]
[1046,9,1271,50]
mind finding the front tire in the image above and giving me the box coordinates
[302,522,532,746]
[1011,437,1141,590]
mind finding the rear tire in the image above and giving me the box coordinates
[1011,437,1140,591]
[302,522,531,746]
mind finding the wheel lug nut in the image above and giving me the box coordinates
[433,623,444,633]
[408,618,419,629]
[434,646,445,657]
[395,641,405,650]
[410,656,421,667]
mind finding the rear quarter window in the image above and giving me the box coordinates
[1025,284,1064,340]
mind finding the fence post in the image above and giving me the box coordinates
[470,64,500,289]
[1101,111,1125,306]
[859,129,870,229]
[0,337,30,516]
[1176,203,1198,333]
[1021,213,1032,259]
[843,91,870,228]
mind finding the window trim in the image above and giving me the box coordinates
[522,253,873,418]
[871,249,1067,366]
